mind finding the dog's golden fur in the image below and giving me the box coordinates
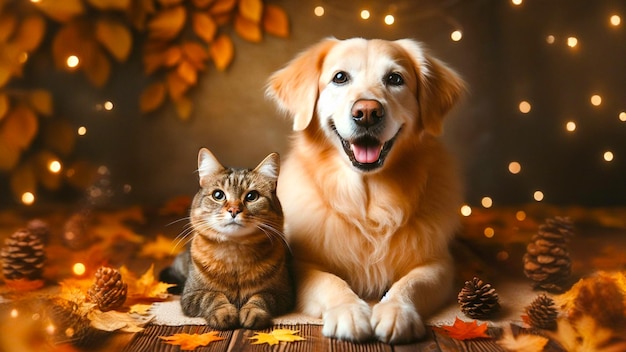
[266,38,465,343]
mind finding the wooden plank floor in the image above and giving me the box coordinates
[120,324,511,352]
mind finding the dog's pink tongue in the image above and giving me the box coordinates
[351,144,382,164]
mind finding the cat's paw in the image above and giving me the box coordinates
[205,303,239,330]
[371,300,425,344]
[322,300,373,342]
[239,305,272,330]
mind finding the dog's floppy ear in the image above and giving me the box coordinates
[395,39,465,136]
[266,38,338,131]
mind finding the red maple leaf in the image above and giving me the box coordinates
[434,317,491,340]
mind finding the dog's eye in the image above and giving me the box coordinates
[332,71,349,85]
[211,189,226,201]
[385,72,404,86]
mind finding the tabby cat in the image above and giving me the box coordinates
[160,148,293,330]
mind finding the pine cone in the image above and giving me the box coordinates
[1,229,46,280]
[87,267,127,311]
[458,277,501,319]
[525,294,558,330]
[523,216,575,292]
[44,297,110,348]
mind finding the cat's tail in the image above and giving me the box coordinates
[158,249,190,295]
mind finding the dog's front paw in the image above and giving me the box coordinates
[371,300,425,344]
[322,300,373,342]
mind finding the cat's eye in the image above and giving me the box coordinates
[245,190,260,202]
[385,72,404,86]
[332,71,349,85]
[211,190,225,201]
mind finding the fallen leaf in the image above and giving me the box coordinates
[177,60,198,85]
[210,0,236,15]
[95,18,133,62]
[129,304,153,315]
[192,12,217,44]
[166,70,190,101]
[139,234,181,260]
[148,5,186,40]
[263,4,289,38]
[234,14,262,42]
[249,328,305,346]
[88,309,153,332]
[497,324,548,352]
[209,34,234,71]
[239,0,262,23]
[433,317,491,340]
[549,316,626,352]
[4,278,45,292]
[121,264,175,301]
[160,331,225,350]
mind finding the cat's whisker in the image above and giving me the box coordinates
[166,216,192,227]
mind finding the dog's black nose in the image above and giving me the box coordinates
[351,99,384,128]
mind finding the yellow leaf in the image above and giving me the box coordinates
[166,71,190,101]
[0,105,38,150]
[88,310,153,332]
[139,234,180,260]
[87,0,131,11]
[249,329,305,346]
[193,0,215,9]
[10,162,37,200]
[177,60,197,85]
[497,325,548,352]
[129,304,153,315]
[148,5,186,40]
[160,331,225,350]
[0,11,17,42]
[239,0,262,23]
[123,264,175,300]
[95,18,133,62]
[181,42,208,70]
[163,45,182,67]
[140,81,167,113]
[82,44,111,87]
[263,4,289,38]
[209,34,234,71]
[174,96,193,120]
[0,93,9,120]
[43,119,76,156]
[28,89,53,116]
[235,14,262,43]
[192,11,217,44]
[13,14,46,52]
[34,0,85,22]
[210,0,236,15]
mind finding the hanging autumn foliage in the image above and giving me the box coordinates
[0,0,290,204]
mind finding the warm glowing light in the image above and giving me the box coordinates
[460,205,472,217]
[360,10,370,20]
[610,15,621,26]
[46,324,56,335]
[78,126,87,135]
[590,94,602,106]
[620,112,626,122]
[10,309,18,318]
[546,35,555,44]
[123,184,132,193]
[384,14,395,25]
[518,100,531,113]
[49,160,62,173]
[73,262,86,276]
[450,30,463,41]
[481,197,493,208]
[103,101,114,111]
[30,0,41,3]
[66,55,79,68]
[515,210,527,221]
[511,0,523,5]
[508,161,521,174]
[566,121,576,132]
[21,192,35,205]
[484,227,495,238]
[314,6,324,16]
[533,190,544,202]
[567,36,578,48]
[604,151,614,162]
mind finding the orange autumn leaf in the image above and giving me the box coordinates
[121,264,175,301]
[434,317,490,340]
[140,82,166,113]
[239,0,263,23]
[4,278,45,292]
[249,328,305,345]
[95,18,133,62]
[210,0,237,16]
[234,14,261,42]
[158,194,192,216]
[160,331,225,350]
[192,11,217,44]
[148,5,186,40]
[263,4,289,38]
[139,234,181,260]
[174,96,193,121]
[209,34,234,71]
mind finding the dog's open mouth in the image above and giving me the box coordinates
[331,124,400,172]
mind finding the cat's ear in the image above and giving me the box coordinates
[197,148,224,186]
[254,152,280,182]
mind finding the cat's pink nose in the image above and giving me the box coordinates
[227,205,242,218]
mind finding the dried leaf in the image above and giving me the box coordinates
[497,325,548,352]
[129,304,153,315]
[95,18,133,62]
[121,264,175,301]
[249,328,305,346]
[160,331,225,350]
[181,42,208,70]
[174,96,193,120]
[239,0,262,23]
[4,278,45,292]
[235,14,262,42]
[192,11,217,44]
[433,317,491,340]
[28,89,53,116]
[140,81,167,113]
[166,71,190,101]
[87,0,131,11]
[10,162,37,200]
[164,45,183,67]
[209,34,233,71]
[148,5,186,40]
[139,234,180,260]
[143,51,165,74]
[0,93,9,120]
[88,310,153,332]
[34,0,85,22]
[549,316,626,352]
[14,14,46,52]
[0,11,17,42]
[177,60,197,85]
[59,277,93,303]
[263,4,289,38]
[0,105,38,150]
[210,0,236,15]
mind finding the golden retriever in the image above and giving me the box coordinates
[266,37,465,344]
